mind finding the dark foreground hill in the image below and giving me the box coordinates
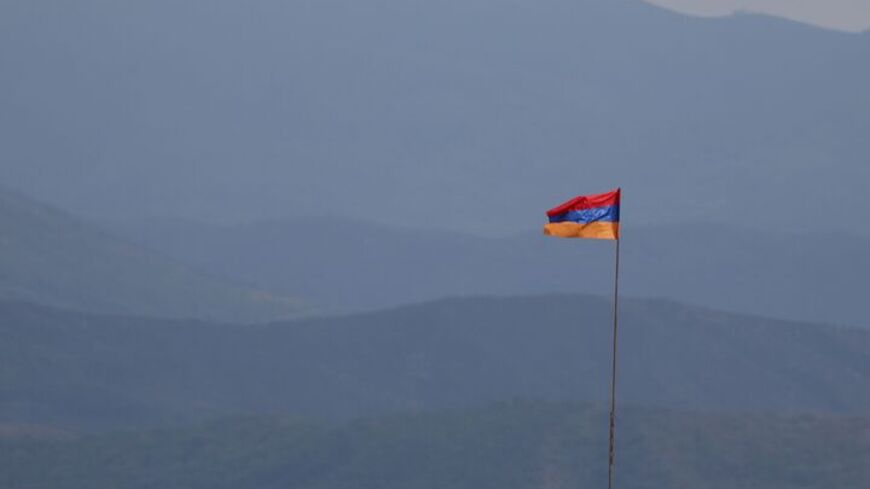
[2,295,869,430]
[0,190,301,322]
[113,216,870,326]
[2,402,868,489]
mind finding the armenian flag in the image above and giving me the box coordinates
[544,188,620,240]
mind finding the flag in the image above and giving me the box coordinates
[544,188,620,240]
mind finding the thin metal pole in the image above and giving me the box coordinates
[607,237,620,489]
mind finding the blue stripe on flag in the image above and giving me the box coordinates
[548,205,619,224]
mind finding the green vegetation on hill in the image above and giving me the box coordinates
[2,402,868,489]
[0,190,301,322]
[2,296,869,430]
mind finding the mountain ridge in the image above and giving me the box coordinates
[109,215,870,327]
[2,0,867,236]
[0,189,303,322]
[2,294,868,431]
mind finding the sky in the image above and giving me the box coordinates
[647,0,870,31]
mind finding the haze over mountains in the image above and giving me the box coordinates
[0,190,301,322]
[1,1,868,486]
[112,215,870,327]
[2,0,868,236]
[648,0,870,32]
[3,295,869,431]
[4,176,867,330]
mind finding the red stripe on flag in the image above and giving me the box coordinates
[546,188,620,216]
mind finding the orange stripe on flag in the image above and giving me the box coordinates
[543,221,619,240]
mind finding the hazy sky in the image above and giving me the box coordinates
[647,0,870,31]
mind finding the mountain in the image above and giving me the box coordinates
[111,216,870,327]
[0,190,301,322]
[646,0,870,32]
[2,401,868,488]
[2,295,869,431]
[1,0,868,236]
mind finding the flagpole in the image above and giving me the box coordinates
[542,188,621,488]
[607,236,620,489]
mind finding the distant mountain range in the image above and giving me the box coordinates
[3,295,868,431]
[0,190,302,322]
[7,184,865,328]
[646,0,870,32]
[1,0,868,236]
[2,401,868,489]
[111,215,870,327]
[2,2,867,485]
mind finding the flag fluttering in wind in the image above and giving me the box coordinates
[543,188,620,240]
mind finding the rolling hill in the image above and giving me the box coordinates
[0,189,301,322]
[2,295,868,431]
[111,216,870,327]
[1,401,868,488]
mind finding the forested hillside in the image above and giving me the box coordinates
[2,402,867,489]
[3,295,868,431]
